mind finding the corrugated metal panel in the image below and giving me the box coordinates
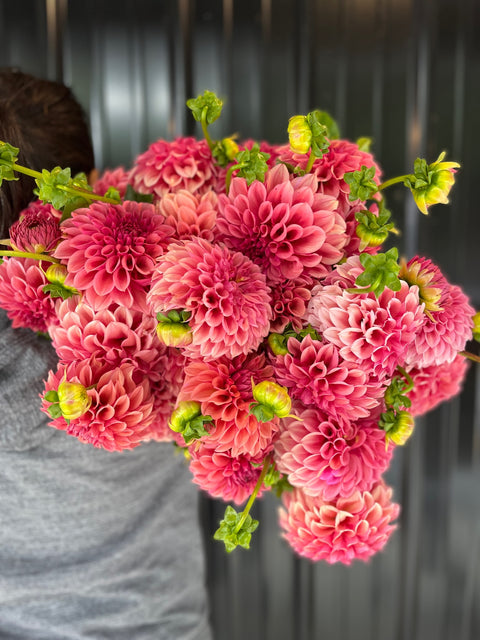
[1,1,479,638]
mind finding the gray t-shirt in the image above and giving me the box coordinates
[0,310,212,640]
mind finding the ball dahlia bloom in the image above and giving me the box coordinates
[147,237,272,361]
[273,337,383,421]
[307,280,425,379]
[129,137,226,200]
[158,189,218,242]
[188,441,267,505]
[9,202,62,254]
[41,359,155,451]
[278,481,400,564]
[407,354,470,416]
[92,166,131,199]
[177,352,279,457]
[54,200,172,312]
[215,164,347,285]
[0,257,58,332]
[50,298,165,377]
[401,256,474,367]
[275,405,393,500]
[269,274,314,333]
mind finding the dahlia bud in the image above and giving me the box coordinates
[249,380,294,422]
[156,310,193,347]
[9,206,61,253]
[57,380,92,421]
[267,333,289,356]
[168,400,212,445]
[405,152,460,215]
[472,311,480,342]
[380,409,415,447]
[288,116,312,154]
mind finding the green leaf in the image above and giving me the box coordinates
[186,90,223,125]
[47,402,63,419]
[305,110,330,158]
[344,165,379,201]
[235,144,270,185]
[249,402,275,423]
[314,110,341,140]
[42,283,78,300]
[34,166,72,210]
[354,247,401,296]
[384,376,412,411]
[44,390,59,403]
[0,141,20,185]
[124,184,154,203]
[213,505,259,553]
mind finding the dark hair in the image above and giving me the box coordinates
[0,69,95,236]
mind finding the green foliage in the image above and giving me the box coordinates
[234,144,270,185]
[354,247,401,296]
[42,283,78,300]
[186,90,223,125]
[344,165,378,201]
[305,110,330,157]
[384,375,412,412]
[0,142,19,185]
[249,402,275,423]
[355,202,397,249]
[35,166,73,210]
[313,110,341,140]
[214,505,259,553]
[156,309,191,324]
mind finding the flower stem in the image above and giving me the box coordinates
[460,350,480,364]
[397,366,414,393]
[225,163,243,194]
[0,250,60,264]
[234,455,272,534]
[56,184,119,204]
[8,162,43,180]
[305,150,315,173]
[201,107,215,152]
[377,175,410,191]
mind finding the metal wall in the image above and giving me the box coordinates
[1,1,479,638]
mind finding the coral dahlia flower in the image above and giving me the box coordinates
[407,354,470,417]
[275,405,393,499]
[307,280,425,379]
[158,189,218,242]
[129,137,226,200]
[177,352,279,457]
[54,200,172,312]
[273,337,383,421]
[92,166,131,199]
[188,441,267,505]
[215,164,346,284]
[278,481,400,564]
[41,359,155,451]
[147,237,272,361]
[0,257,58,332]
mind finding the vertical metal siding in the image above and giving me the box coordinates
[1,1,479,638]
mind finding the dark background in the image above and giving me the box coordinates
[1,1,479,638]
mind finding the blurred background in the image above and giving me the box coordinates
[1,1,479,638]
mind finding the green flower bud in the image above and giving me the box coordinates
[472,311,480,342]
[288,115,312,154]
[380,409,415,447]
[156,321,192,347]
[168,401,212,445]
[57,380,92,421]
[250,380,293,421]
[405,152,460,215]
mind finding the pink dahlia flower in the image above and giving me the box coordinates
[158,189,218,242]
[9,202,62,253]
[278,481,400,564]
[92,166,131,199]
[269,274,314,333]
[54,200,172,312]
[147,237,272,361]
[215,164,347,284]
[307,280,425,379]
[321,254,364,289]
[177,352,279,457]
[129,137,226,200]
[401,257,474,367]
[0,257,58,332]
[275,405,393,499]
[273,337,383,421]
[41,359,154,451]
[407,354,470,417]
[188,441,267,505]
[50,298,165,377]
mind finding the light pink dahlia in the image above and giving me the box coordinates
[188,441,267,505]
[307,280,425,379]
[401,257,474,368]
[9,201,62,253]
[0,257,58,332]
[54,200,172,312]
[177,352,279,457]
[129,137,226,200]
[273,337,383,421]
[158,189,218,242]
[215,164,347,284]
[41,359,155,451]
[50,298,165,377]
[407,354,470,417]
[147,237,272,361]
[92,166,131,199]
[274,405,393,499]
[278,481,400,564]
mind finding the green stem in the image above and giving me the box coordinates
[201,107,215,152]
[56,184,119,204]
[0,250,60,264]
[225,163,243,194]
[305,150,315,173]
[8,162,43,180]
[460,350,480,364]
[234,455,272,534]
[377,175,410,191]
[397,366,414,393]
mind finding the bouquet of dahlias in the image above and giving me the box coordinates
[0,90,477,564]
